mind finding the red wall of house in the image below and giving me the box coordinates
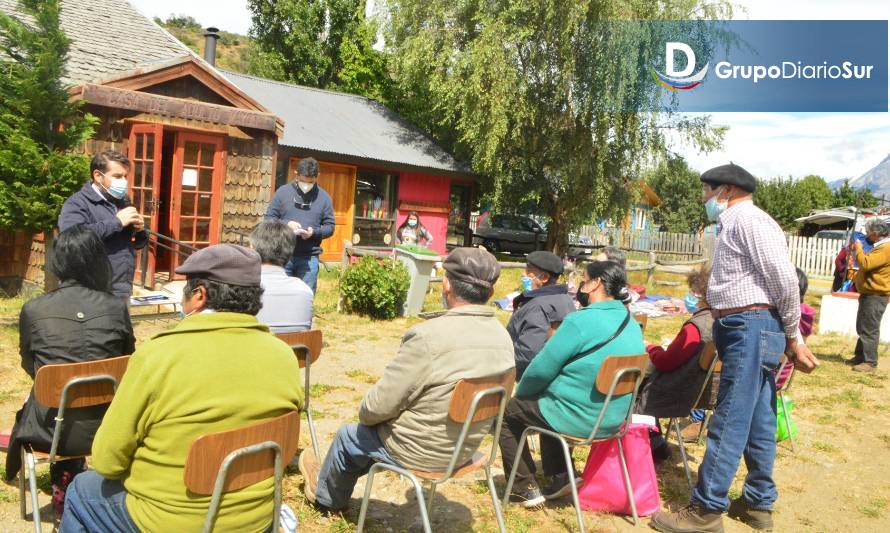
[397,172,450,255]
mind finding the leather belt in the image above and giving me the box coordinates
[712,304,775,319]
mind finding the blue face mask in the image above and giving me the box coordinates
[705,189,728,221]
[520,275,533,292]
[684,293,700,313]
[407,219,417,227]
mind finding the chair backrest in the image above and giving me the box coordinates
[448,368,516,423]
[633,313,648,333]
[274,330,322,368]
[34,356,130,408]
[183,411,300,495]
[595,354,650,396]
[697,342,719,372]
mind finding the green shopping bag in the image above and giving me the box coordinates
[776,395,798,442]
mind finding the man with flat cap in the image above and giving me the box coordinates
[299,247,515,512]
[508,251,576,380]
[61,244,303,533]
[652,164,819,533]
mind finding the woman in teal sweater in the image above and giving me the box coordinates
[499,260,645,507]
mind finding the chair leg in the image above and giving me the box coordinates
[357,463,432,533]
[425,482,437,517]
[19,447,27,520]
[484,465,507,533]
[698,411,712,444]
[616,438,638,526]
[673,418,694,490]
[557,437,585,533]
[26,451,41,533]
[305,408,321,461]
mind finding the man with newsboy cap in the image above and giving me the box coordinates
[508,251,576,380]
[299,247,515,512]
[651,164,818,533]
[61,245,303,533]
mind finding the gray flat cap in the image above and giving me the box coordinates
[527,251,564,276]
[443,247,501,290]
[700,163,758,193]
[175,244,262,286]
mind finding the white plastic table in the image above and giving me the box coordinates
[819,293,890,342]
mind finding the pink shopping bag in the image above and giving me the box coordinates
[577,422,661,516]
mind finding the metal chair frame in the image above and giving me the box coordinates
[501,361,647,532]
[275,331,322,460]
[356,383,512,533]
[202,441,284,533]
[20,373,120,533]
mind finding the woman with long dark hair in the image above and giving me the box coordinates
[498,261,645,506]
[5,225,136,518]
[395,211,434,247]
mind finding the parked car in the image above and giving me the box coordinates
[814,230,847,240]
[472,214,594,258]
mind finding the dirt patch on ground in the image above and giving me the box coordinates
[2,274,889,532]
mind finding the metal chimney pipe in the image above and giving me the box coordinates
[203,27,220,66]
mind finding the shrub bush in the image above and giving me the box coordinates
[340,256,410,319]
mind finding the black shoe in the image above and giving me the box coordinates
[542,473,579,500]
[509,484,546,508]
[845,357,864,366]
[652,441,672,463]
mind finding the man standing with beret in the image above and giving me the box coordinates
[651,164,818,533]
[61,244,303,532]
[508,251,576,380]
[299,247,515,512]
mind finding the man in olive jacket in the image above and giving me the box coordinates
[299,247,515,511]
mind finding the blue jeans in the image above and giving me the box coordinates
[285,255,319,293]
[316,423,400,510]
[59,471,139,533]
[692,310,784,512]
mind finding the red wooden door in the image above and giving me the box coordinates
[127,123,163,284]
[169,132,225,274]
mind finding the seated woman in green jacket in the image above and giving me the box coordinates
[498,260,645,507]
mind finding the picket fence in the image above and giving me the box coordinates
[786,235,840,279]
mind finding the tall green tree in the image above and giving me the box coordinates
[0,0,97,233]
[247,0,392,101]
[385,0,728,252]
[832,180,880,209]
[754,174,835,230]
[646,156,708,233]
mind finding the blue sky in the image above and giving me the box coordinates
[130,0,890,181]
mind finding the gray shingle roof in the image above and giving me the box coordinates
[0,0,191,85]
[222,70,470,176]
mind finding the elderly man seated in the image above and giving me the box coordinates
[298,247,515,511]
[251,220,314,333]
[60,244,304,532]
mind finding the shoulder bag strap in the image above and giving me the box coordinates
[564,310,632,366]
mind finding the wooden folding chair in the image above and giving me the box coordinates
[357,369,516,533]
[502,354,649,531]
[274,330,322,459]
[667,342,720,489]
[634,313,648,333]
[19,356,130,533]
[184,410,300,533]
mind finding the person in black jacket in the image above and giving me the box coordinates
[507,251,576,379]
[58,150,148,297]
[5,226,136,517]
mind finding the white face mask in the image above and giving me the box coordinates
[298,182,315,194]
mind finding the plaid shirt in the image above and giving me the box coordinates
[708,200,801,338]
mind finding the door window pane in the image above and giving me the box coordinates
[199,168,213,191]
[135,134,144,160]
[200,144,215,167]
[197,193,212,217]
[180,218,195,242]
[184,142,199,165]
[144,162,154,188]
[132,189,142,211]
[180,193,195,217]
[195,218,211,242]
[146,134,154,159]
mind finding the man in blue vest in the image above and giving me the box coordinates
[265,157,335,292]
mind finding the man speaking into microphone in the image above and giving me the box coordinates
[59,150,147,297]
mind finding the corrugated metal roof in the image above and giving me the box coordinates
[0,0,192,85]
[222,70,470,176]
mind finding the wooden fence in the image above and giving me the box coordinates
[786,235,839,279]
[576,226,706,258]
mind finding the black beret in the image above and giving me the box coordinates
[700,163,758,193]
[175,244,262,286]
[443,247,501,290]
[526,251,564,277]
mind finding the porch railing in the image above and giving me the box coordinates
[139,230,199,289]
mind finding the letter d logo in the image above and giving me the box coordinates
[666,42,696,77]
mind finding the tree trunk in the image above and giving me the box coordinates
[43,230,59,293]
[546,203,570,257]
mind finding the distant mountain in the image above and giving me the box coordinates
[829,153,890,196]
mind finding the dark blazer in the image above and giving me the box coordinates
[58,182,148,296]
[506,284,576,379]
[4,282,136,481]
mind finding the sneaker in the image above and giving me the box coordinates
[297,449,320,504]
[542,473,579,500]
[652,440,672,463]
[852,363,877,373]
[727,498,773,530]
[508,484,546,508]
[650,504,725,533]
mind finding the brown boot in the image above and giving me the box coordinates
[298,449,320,504]
[727,498,773,530]
[681,421,703,443]
[852,362,876,373]
[650,504,725,533]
